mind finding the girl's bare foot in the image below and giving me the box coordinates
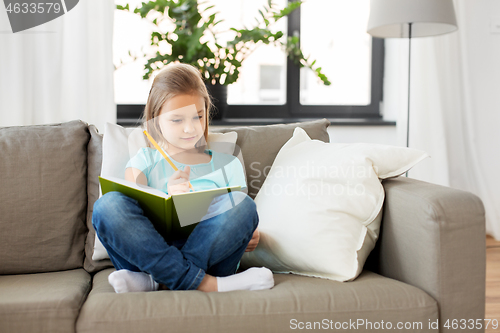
[196,274,218,292]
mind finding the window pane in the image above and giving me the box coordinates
[300,0,372,105]
[113,0,156,104]
[224,0,288,105]
[113,0,289,105]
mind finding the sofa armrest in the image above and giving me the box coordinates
[378,177,486,332]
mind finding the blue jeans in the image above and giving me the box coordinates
[92,191,258,291]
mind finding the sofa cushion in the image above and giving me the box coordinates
[0,268,91,333]
[84,124,115,273]
[210,118,330,199]
[76,268,437,333]
[0,120,90,274]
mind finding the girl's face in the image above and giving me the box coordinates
[158,94,206,155]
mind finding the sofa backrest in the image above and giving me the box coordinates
[84,124,112,273]
[0,120,90,274]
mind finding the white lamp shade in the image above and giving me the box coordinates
[367,0,458,38]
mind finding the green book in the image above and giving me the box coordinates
[99,176,241,242]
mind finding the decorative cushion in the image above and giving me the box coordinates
[0,120,89,274]
[240,127,429,282]
[92,122,242,261]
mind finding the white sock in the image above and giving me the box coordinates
[216,267,274,292]
[108,269,159,293]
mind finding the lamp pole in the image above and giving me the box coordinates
[405,22,412,177]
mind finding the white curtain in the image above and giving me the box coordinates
[389,0,500,239]
[0,0,116,132]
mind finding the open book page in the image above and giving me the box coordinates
[102,176,170,199]
[172,185,242,228]
[98,175,243,240]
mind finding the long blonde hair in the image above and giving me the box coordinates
[142,63,213,151]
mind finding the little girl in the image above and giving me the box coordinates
[92,63,274,293]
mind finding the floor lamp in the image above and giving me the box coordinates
[366,0,458,176]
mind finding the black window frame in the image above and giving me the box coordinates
[117,4,386,127]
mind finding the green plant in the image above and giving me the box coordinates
[117,0,330,86]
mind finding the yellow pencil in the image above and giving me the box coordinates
[143,130,194,191]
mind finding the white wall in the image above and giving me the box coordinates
[338,0,500,192]
[460,0,500,192]
[327,125,397,145]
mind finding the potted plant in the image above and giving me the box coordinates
[117,0,331,119]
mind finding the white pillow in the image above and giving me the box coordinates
[92,122,242,261]
[240,127,429,282]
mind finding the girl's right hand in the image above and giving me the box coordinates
[167,166,191,195]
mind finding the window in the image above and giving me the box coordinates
[114,0,384,125]
[300,0,372,106]
[219,0,288,106]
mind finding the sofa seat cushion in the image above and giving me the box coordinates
[0,268,91,333]
[77,268,437,333]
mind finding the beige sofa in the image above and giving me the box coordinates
[0,119,486,333]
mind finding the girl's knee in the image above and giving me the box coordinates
[236,192,257,213]
[92,192,130,231]
[94,191,125,208]
[226,191,254,208]
[94,192,118,217]
[230,192,258,229]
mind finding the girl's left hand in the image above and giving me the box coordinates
[245,228,260,252]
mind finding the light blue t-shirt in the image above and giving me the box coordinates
[125,147,247,195]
